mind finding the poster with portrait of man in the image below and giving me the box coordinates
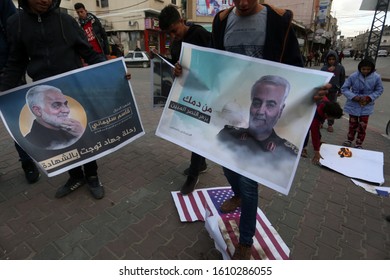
[156,43,333,195]
[0,58,144,177]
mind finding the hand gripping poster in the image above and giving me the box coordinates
[156,43,332,195]
[0,58,144,177]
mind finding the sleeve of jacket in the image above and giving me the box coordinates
[72,19,105,65]
[341,74,357,100]
[98,25,110,55]
[211,9,231,50]
[0,16,29,91]
[340,66,346,87]
[93,15,110,55]
[281,11,303,67]
[1,0,16,23]
[310,117,322,151]
[368,74,384,101]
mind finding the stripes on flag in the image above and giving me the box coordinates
[171,186,290,260]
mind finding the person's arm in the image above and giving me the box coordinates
[310,112,324,165]
[341,75,358,101]
[367,74,384,102]
[95,16,111,57]
[340,66,346,86]
[1,0,16,23]
[0,17,29,91]
[72,19,106,65]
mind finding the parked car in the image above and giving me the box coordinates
[378,49,388,57]
[124,51,151,68]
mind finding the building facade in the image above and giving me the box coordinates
[11,0,342,57]
[267,0,337,54]
[12,0,179,55]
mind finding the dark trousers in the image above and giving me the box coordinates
[188,152,206,177]
[14,142,32,162]
[69,160,98,179]
[327,90,338,126]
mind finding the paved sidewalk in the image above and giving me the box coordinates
[0,68,389,260]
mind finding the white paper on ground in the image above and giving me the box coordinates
[320,144,384,185]
[351,179,390,195]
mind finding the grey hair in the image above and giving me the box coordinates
[26,85,63,112]
[250,75,291,105]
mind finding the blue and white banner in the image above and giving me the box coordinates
[156,43,332,195]
[0,58,144,176]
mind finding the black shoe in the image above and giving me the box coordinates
[55,177,85,198]
[180,176,199,195]
[386,215,390,222]
[87,176,105,199]
[21,160,40,184]
[183,163,208,176]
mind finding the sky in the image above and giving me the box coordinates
[332,0,390,38]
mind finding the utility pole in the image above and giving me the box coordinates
[309,0,318,52]
[365,0,390,62]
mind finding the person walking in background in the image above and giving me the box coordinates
[338,50,345,63]
[74,2,111,60]
[320,50,345,132]
[0,0,40,184]
[341,58,383,149]
[158,5,212,195]
[305,50,314,67]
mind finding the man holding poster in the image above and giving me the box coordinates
[210,1,329,259]
[0,0,106,199]
[158,5,212,195]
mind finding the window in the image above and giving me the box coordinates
[96,0,109,7]
[101,0,109,8]
[171,0,177,4]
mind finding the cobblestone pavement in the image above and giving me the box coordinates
[0,63,389,260]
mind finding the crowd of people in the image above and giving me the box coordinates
[0,0,388,260]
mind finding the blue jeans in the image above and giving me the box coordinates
[223,167,258,246]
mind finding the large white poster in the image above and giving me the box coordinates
[156,43,332,195]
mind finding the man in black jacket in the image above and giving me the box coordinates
[0,0,106,199]
[0,0,40,184]
[74,2,110,60]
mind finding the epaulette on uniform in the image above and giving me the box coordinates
[284,141,299,154]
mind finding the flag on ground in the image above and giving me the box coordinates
[171,186,289,260]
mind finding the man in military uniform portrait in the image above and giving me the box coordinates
[218,75,298,161]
